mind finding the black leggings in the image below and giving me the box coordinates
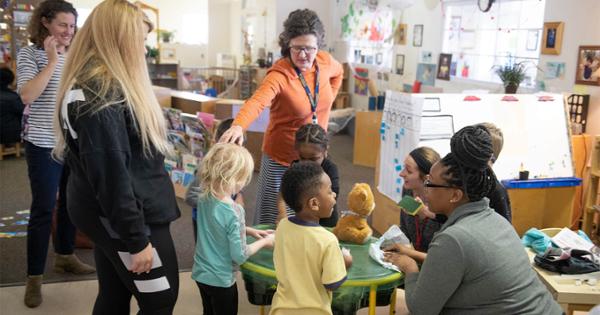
[196,281,238,315]
[69,207,179,315]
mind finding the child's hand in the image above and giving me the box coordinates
[341,247,353,269]
[246,227,274,239]
[262,233,275,248]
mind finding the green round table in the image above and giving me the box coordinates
[240,225,403,315]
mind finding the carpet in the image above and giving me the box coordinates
[0,133,375,286]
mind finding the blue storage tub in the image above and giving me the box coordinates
[501,177,582,189]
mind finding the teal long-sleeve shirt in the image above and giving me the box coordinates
[192,194,248,287]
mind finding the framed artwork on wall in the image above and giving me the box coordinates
[394,23,407,45]
[437,53,452,80]
[575,45,600,86]
[541,22,564,55]
[395,54,405,75]
[413,24,423,47]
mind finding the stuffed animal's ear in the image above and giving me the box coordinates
[357,190,367,201]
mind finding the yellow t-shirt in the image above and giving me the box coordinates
[270,217,347,315]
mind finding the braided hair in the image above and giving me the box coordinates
[295,123,328,151]
[440,125,497,201]
[280,161,325,213]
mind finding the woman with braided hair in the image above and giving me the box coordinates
[384,125,561,314]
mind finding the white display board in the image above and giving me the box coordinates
[377,92,423,202]
[377,92,574,201]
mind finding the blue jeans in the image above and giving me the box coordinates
[25,141,75,275]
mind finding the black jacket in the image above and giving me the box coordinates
[0,87,23,144]
[63,88,179,253]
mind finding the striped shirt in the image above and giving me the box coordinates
[17,45,66,148]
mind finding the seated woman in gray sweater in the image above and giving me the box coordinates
[384,125,561,315]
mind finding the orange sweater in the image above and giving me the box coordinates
[233,51,343,166]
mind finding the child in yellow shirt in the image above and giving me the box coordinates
[270,161,352,315]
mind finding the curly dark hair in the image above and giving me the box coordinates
[278,9,325,58]
[295,123,328,151]
[28,0,78,48]
[440,125,497,202]
[280,161,324,213]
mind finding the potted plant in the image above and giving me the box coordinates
[146,45,159,63]
[158,29,175,43]
[493,62,527,94]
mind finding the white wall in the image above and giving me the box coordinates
[276,0,336,51]
[71,0,209,67]
[540,0,600,135]
[208,0,233,66]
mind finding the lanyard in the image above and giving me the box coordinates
[293,62,319,124]
[414,217,429,251]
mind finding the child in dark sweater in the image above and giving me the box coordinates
[276,123,340,227]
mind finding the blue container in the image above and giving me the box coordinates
[501,177,582,189]
[368,96,377,111]
[377,95,385,110]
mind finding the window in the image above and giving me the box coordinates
[441,0,546,86]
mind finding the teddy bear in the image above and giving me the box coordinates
[332,183,375,244]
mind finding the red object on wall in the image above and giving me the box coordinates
[412,81,422,93]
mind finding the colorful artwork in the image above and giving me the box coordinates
[545,62,566,79]
[354,67,369,95]
[340,0,395,43]
[416,63,436,86]
[437,53,452,81]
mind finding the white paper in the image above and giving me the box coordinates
[368,225,411,272]
[377,91,423,202]
[552,228,594,252]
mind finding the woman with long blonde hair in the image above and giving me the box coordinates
[53,0,179,313]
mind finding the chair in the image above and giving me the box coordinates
[0,142,21,160]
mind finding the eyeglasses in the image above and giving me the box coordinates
[423,178,456,191]
[290,45,318,55]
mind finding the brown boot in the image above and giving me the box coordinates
[54,254,96,275]
[24,275,43,308]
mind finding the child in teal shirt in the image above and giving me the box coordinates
[192,143,274,315]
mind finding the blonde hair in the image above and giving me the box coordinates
[478,122,504,163]
[199,143,254,198]
[53,0,169,160]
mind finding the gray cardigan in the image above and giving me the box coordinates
[404,198,562,315]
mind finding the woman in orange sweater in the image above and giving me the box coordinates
[220,9,343,224]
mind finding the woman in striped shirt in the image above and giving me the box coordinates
[17,0,94,308]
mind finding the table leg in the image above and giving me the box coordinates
[260,305,265,315]
[389,287,397,315]
[369,284,377,315]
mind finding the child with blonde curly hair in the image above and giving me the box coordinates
[192,143,274,315]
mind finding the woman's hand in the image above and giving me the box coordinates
[246,227,274,239]
[382,243,411,255]
[383,252,419,274]
[415,196,435,220]
[218,125,244,145]
[43,36,59,66]
[130,243,154,274]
